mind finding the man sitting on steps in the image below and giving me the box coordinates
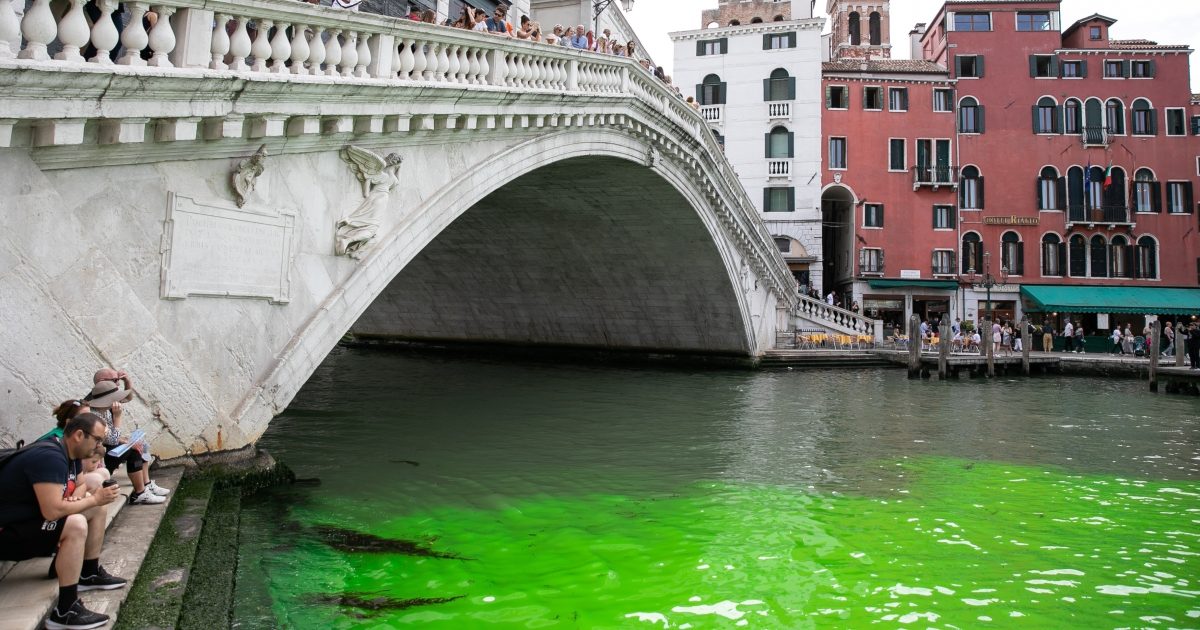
[0,413,127,630]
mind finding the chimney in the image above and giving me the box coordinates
[909,23,926,60]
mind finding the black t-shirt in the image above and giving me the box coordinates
[0,441,79,526]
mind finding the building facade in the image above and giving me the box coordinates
[671,1,827,293]
[822,0,1199,334]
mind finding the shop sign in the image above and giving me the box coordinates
[899,269,922,279]
[983,216,1039,226]
[970,284,1019,292]
[864,299,903,309]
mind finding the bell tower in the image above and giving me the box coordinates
[827,1,892,60]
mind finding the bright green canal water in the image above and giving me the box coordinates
[232,347,1199,629]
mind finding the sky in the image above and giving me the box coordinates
[624,0,1200,91]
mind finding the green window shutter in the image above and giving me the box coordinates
[1028,55,1037,77]
[978,105,986,132]
[1147,59,1156,77]
[787,77,796,100]
[1036,176,1044,208]
[1031,105,1040,133]
[1148,109,1157,135]
[1050,56,1059,76]
[1054,105,1063,133]
[719,82,727,105]
[763,34,772,50]
[696,40,706,56]
[1079,59,1088,77]
[720,38,728,54]
[1056,176,1067,210]
[787,132,794,158]
[978,176,986,208]
[763,188,771,211]
[977,55,984,76]
[1151,181,1162,212]
[932,206,938,229]
[825,85,832,108]
[696,84,703,102]
[788,32,796,48]
[763,78,771,101]
[1185,182,1195,212]
[1121,60,1130,77]
[764,133,771,158]
[786,187,795,211]
[955,55,963,76]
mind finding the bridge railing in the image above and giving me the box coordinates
[0,0,798,310]
[791,294,883,339]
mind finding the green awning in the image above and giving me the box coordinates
[868,279,960,290]
[1020,285,1200,315]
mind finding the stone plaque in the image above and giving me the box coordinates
[160,193,296,304]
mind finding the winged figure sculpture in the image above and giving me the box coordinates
[336,146,404,258]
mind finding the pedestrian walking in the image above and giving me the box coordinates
[1041,320,1054,353]
[1163,321,1175,357]
[1063,320,1074,353]
[1074,321,1085,353]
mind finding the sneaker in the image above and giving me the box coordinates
[44,599,109,630]
[129,490,166,505]
[78,565,128,591]
[145,480,170,496]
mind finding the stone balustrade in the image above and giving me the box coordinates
[794,293,882,338]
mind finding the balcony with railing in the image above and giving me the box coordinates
[1067,204,1133,226]
[767,102,791,121]
[1081,126,1110,147]
[700,105,724,125]
[767,159,791,179]
[911,165,957,190]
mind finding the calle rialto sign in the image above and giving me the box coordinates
[983,216,1040,226]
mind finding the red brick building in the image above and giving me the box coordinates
[821,0,1200,336]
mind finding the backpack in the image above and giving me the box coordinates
[0,439,62,474]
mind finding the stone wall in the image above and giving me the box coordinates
[702,1,791,28]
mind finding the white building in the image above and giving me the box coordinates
[671,1,825,293]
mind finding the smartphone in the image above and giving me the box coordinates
[102,479,118,488]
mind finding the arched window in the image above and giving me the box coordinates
[1136,236,1158,279]
[962,232,983,274]
[848,12,861,45]
[960,166,983,209]
[1110,235,1130,278]
[773,15,785,22]
[1034,96,1059,133]
[1038,166,1062,210]
[1133,168,1160,213]
[1042,233,1064,276]
[1090,235,1108,278]
[1063,98,1082,134]
[869,12,882,45]
[1131,98,1155,135]
[958,97,982,133]
[766,126,793,158]
[1105,98,1125,134]
[1001,231,1023,275]
[1084,98,1103,128]
[1087,165,1104,214]
[699,73,725,105]
[1068,234,1088,277]
[1067,166,1085,221]
[750,17,763,24]
[1101,167,1127,221]
[729,19,740,26]
[765,68,794,101]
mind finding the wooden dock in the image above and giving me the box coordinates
[875,349,1062,377]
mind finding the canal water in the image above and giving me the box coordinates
[232,346,1199,629]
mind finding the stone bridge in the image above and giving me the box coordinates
[0,0,798,456]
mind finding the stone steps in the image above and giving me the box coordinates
[0,467,183,630]
[759,350,895,368]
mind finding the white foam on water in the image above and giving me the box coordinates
[1010,611,1025,617]
[889,584,934,596]
[696,564,709,570]
[688,596,702,602]
[482,596,495,603]
[756,555,778,561]
[978,616,993,622]
[624,612,669,627]
[938,538,982,550]
[898,612,939,624]
[1030,569,1085,576]
[1186,610,1200,618]
[935,586,955,595]
[1026,587,1054,594]
[1028,579,1080,587]
[850,552,867,559]
[671,600,761,621]
[963,598,998,606]
[1160,488,1200,497]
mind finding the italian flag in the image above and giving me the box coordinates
[1103,162,1114,188]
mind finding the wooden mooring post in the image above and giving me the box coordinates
[984,316,993,376]
[908,314,921,379]
[938,323,950,379]
[1179,327,1187,368]
[1021,317,1031,376]
[1149,320,1160,393]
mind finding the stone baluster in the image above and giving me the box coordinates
[18,0,56,60]
[353,31,369,77]
[411,40,428,80]
[445,44,459,82]
[389,40,400,78]
[322,28,341,76]
[268,21,290,73]
[116,2,148,65]
[146,5,175,67]
[532,58,544,88]
[88,0,120,64]
[0,0,19,59]
[475,47,488,85]
[505,53,519,87]
[288,24,309,74]
[227,16,250,71]
[305,26,324,74]
[338,31,357,77]
[456,45,469,82]
[208,12,229,69]
[250,18,272,72]
[53,0,89,61]
[396,37,414,79]
[434,42,448,81]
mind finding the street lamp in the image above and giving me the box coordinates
[967,251,1010,322]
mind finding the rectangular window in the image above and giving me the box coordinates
[864,203,884,228]
[1133,179,1158,212]
[763,187,795,212]
[956,55,982,78]
[933,88,953,112]
[829,137,847,169]
[697,39,727,56]
[1039,176,1058,210]
[1090,26,1102,40]
[1166,109,1186,136]
[932,250,955,276]
[764,32,797,50]
[1132,108,1152,135]
[1104,60,1125,78]
[933,205,955,229]
[826,85,848,109]
[864,87,882,110]
[1036,103,1057,133]
[1131,60,1155,78]
[1060,61,1083,78]
[1167,181,1193,213]
[1030,55,1056,78]
[888,138,906,171]
[860,248,884,274]
[1016,12,1052,31]
[954,13,991,32]
[888,87,909,112]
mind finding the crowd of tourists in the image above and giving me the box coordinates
[0,368,168,629]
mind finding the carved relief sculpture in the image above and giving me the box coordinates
[336,145,403,258]
[232,144,268,208]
